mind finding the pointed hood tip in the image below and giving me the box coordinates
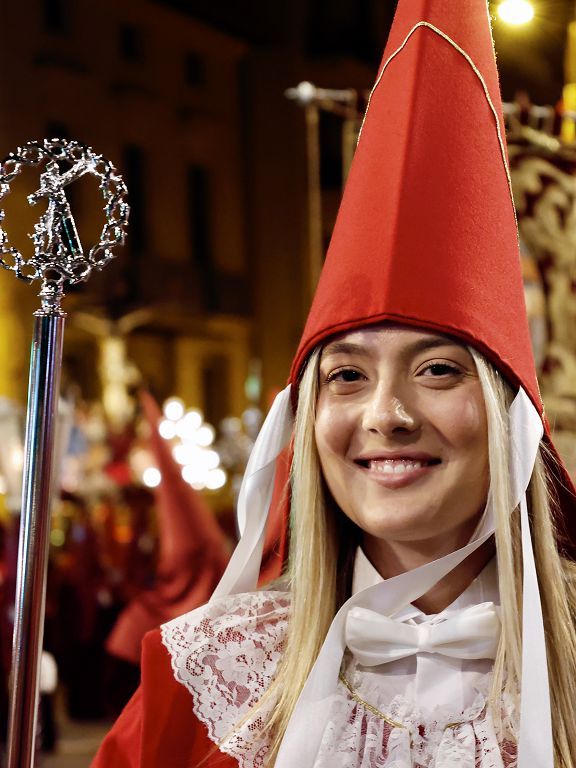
[292,0,531,400]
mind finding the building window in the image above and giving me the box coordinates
[187,165,217,311]
[119,24,144,62]
[43,0,70,33]
[184,52,205,87]
[122,145,146,255]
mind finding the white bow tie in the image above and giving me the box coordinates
[345,601,501,666]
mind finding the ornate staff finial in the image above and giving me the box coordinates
[0,138,129,314]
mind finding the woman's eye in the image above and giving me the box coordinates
[420,362,461,377]
[325,368,364,384]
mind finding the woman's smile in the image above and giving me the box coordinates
[354,451,441,488]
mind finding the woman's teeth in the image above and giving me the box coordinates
[368,459,426,474]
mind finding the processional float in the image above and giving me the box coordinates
[0,138,129,767]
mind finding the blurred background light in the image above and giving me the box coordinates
[181,464,205,487]
[158,419,178,440]
[176,409,204,439]
[203,449,220,471]
[163,397,185,422]
[497,0,535,26]
[195,424,215,447]
[206,468,227,491]
[142,467,161,488]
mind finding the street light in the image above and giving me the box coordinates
[285,82,358,304]
[497,0,535,25]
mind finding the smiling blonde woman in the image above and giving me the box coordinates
[92,0,576,766]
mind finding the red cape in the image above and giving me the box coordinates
[92,629,237,767]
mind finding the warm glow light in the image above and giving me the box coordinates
[163,397,185,422]
[195,425,215,447]
[182,464,205,488]
[172,445,186,465]
[50,529,66,547]
[114,524,134,544]
[130,447,155,476]
[206,468,227,490]
[158,419,177,440]
[203,450,220,470]
[173,444,202,465]
[497,0,534,25]
[176,409,203,439]
[143,467,161,488]
[11,446,24,472]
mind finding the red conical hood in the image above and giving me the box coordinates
[290,0,576,545]
[291,0,539,409]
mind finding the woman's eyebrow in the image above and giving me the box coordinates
[408,336,462,354]
[322,336,462,358]
[321,341,370,357]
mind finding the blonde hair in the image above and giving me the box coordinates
[471,351,576,767]
[252,347,576,766]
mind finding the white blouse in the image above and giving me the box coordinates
[351,548,499,716]
[161,551,517,768]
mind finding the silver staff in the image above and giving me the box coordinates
[0,138,129,768]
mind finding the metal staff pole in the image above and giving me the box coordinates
[7,296,64,768]
[0,138,129,768]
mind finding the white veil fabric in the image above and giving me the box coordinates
[210,384,293,598]
[208,384,550,767]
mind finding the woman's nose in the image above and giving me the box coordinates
[361,387,419,435]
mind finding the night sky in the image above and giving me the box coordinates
[155,0,575,105]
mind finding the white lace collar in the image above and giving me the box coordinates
[161,568,513,768]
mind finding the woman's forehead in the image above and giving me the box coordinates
[321,325,468,358]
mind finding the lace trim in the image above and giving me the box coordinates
[160,590,289,764]
[161,591,518,768]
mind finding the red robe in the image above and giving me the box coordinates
[92,629,237,768]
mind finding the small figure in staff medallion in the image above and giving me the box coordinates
[0,138,129,312]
